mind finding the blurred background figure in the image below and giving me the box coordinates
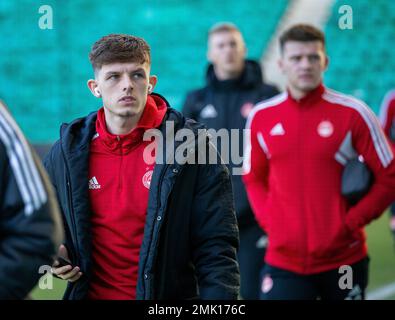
[379,89,395,250]
[183,22,279,299]
[0,100,63,299]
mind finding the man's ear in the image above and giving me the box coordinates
[206,39,214,63]
[278,58,284,74]
[148,75,158,93]
[207,47,215,63]
[243,45,248,58]
[324,55,329,71]
[87,79,101,98]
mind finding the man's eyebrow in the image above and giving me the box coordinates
[130,68,145,73]
[104,68,147,78]
[104,71,120,77]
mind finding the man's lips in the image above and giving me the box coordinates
[119,96,136,103]
[298,74,314,80]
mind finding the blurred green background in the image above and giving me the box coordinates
[0,0,287,143]
[2,0,394,143]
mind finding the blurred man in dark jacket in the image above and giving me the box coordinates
[183,22,279,299]
[0,100,63,299]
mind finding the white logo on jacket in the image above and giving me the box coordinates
[89,176,101,189]
[317,120,334,137]
[200,104,218,118]
[270,123,285,136]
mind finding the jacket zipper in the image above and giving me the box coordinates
[302,107,310,272]
[143,164,169,299]
[297,105,308,273]
[60,147,81,267]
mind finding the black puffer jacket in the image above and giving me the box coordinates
[43,94,240,300]
[183,60,279,227]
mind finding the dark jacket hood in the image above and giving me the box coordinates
[205,59,264,90]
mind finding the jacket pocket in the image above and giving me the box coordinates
[313,222,362,259]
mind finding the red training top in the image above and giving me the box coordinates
[243,84,395,274]
[87,95,167,299]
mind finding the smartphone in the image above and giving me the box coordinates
[56,256,75,268]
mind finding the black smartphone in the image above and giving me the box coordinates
[56,256,75,268]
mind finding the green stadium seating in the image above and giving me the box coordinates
[0,0,287,143]
[324,0,395,113]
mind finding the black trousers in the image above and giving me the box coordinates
[237,223,266,299]
[259,257,369,300]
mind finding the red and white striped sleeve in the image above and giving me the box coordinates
[325,90,395,231]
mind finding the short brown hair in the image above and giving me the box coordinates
[279,24,325,52]
[89,34,151,71]
[208,22,241,37]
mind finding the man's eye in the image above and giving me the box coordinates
[108,75,118,80]
[133,73,143,79]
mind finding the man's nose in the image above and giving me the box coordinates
[300,56,312,69]
[121,75,133,91]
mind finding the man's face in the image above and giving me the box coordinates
[279,41,328,94]
[94,61,153,119]
[208,31,246,77]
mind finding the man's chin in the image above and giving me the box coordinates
[298,82,320,92]
[117,110,137,118]
[108,107,135,118]
[113,104,140,116]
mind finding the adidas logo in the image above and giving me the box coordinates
[89,176,101,190]
[200,104,218,119]
[270,123,285,136]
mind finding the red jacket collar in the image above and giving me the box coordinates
[95,95,167,153]
[287,83,325,107]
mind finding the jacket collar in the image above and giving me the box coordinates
[206,59,264,91]
[60,94,169,155]
[287,83,325,107]
[59,93,209,170]
[94,95,167,154]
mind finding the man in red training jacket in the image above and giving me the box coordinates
[243,24,395,300]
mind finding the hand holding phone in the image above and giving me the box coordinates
[52,245,82,282]
[56,256,75,268]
